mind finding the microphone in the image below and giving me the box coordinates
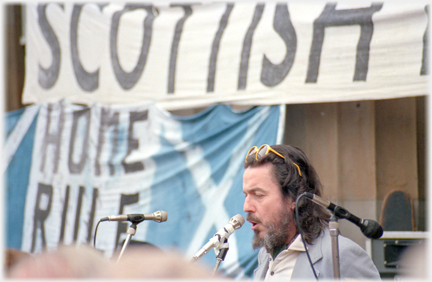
[191,214,245,262]
[302,192,383,239]
[100,211,168,224]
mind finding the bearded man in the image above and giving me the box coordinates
[242,144,381,280]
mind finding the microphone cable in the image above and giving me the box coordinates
[93,219,102,248]
[295,193,318,280]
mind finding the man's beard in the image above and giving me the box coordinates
[248,207,294,252]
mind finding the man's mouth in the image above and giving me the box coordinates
[246,214,261,230]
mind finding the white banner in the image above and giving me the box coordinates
[23,2,428,109]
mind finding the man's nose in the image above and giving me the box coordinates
[243,195,255,213]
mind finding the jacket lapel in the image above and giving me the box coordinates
[291,234,323,279]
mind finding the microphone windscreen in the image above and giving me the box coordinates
[160,211,168,222]
[361,220,383,239]
[231,214,245,229]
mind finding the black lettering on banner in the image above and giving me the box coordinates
[115,193,139,247]
[31,183,53,253]
[95,108,120,176]
[306,3,383,83]
[86,188,99,242]
[73,186,85,241]
[110,4,156,90]
[70,4,108,91]
[261,3,297,87]
[59,185,70,243]
[207,3,234,93]
[68,108,91,174]
[59,186,99,244]
[421,5,429,75]
[40,103,65,174]
[37,4,62,89]
[238,3,265,90]
[168,4,197,94]
[121,110,148,173]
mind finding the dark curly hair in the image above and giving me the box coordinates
[244,144,330,244]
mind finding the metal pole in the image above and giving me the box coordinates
[329,215,341,279]
[212,239,229,275]
[117,223,137,263]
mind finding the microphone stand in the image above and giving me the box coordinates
[329,214,341,279]
[301,192,383,280]
[212,239,229,275]
[117,222,137,263]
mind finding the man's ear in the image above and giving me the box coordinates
[289,199,296,211]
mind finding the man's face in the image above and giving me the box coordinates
[242,163,296,251]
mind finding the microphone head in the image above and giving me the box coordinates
[230,214,245,230]
[160,211,168,222]
[153,211,168,223]
[361,219,383,239]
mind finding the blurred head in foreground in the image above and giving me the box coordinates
[4,248,31,276]
[8,244,217,279]
[111,247,216,279]
[8,245,111,278]
[399,241,429,279]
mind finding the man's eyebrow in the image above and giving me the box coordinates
[245,188,266,194]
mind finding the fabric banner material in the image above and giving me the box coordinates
[5,100,284,278]
[22,2,428,110]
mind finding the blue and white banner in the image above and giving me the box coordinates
[22,2,428,109]
[5,100,284,278]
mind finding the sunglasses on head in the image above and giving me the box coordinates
[245,144,302,177]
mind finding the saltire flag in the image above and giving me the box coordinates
[4,100,284,278]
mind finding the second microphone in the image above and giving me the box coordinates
[100,211,168,224]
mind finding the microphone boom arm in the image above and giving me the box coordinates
[303,192,383,239]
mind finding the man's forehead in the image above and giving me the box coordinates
[243,164,280,191]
